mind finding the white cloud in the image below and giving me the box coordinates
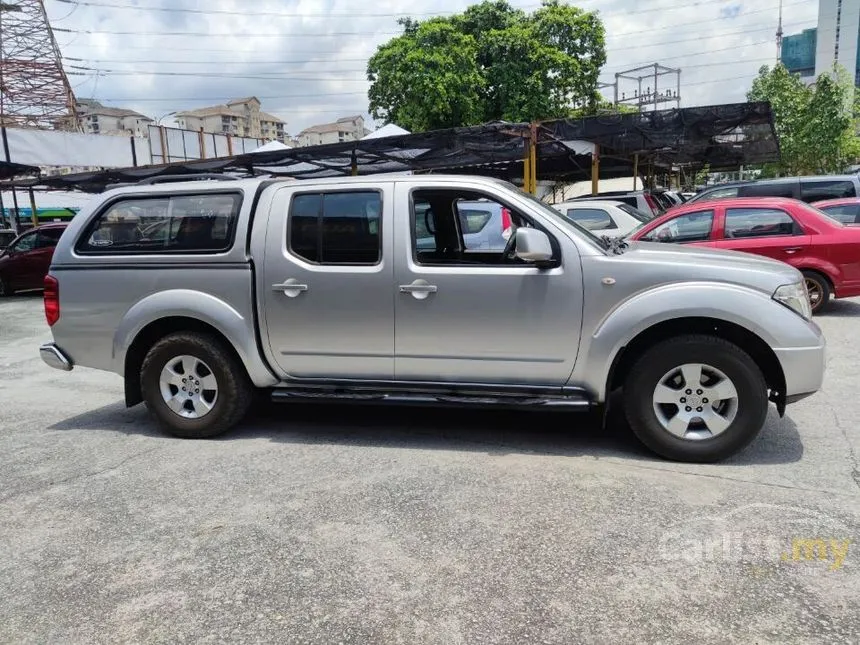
[48,0,819,134]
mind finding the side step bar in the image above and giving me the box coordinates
[271,387,593,410]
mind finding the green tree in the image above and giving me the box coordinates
[367,0,606,131]
[748,64,859,174]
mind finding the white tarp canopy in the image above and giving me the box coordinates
[362,123,410,140]
[251,140,293,153]
[3,127,150,168]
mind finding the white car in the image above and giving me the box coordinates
[553,200,653,237]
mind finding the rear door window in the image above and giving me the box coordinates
[800,180,857,202]
[78,193,242,254]
[641,210,715,243]
[565,208,615,230]
[724,207,800,238]
[696,186,738,201]
[288,191,381,265]
[819,203,860,224]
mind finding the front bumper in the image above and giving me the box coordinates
[40,343,73,371]
[773,342,826,400]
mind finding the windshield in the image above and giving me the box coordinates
[616,203,652,223]
[513,188,609,252]
[804,202,845,226]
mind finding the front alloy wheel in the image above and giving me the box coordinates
[624,334,768,463]
[652,363,739,440]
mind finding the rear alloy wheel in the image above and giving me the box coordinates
[802,271,830,314]
[141,332,253,439]
[624,334,768,463]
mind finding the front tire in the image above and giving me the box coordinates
[140,332,253,439]
[0,276,10,297]
[623,334,768,463]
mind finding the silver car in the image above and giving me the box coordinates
[39,175,826,462]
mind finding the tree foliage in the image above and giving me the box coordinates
[748,64,859,175]
[367,0,606,131]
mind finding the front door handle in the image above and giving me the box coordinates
[783,247,803,254]
[272,278,308,298]
[400,279,438,300]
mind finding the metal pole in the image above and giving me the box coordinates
[654,64,659,112]
[226,133,234,157]
[28,187,38,228]
[529,123,537,195]
[0,190,5,228]
[523,134,531,193]
[198,127,205,159]
[676,70,681,108]
[591,144,600,196]
[633,153,639,190]
[130,135,138,167]
[350,149,358,176]
[158,125,168,164]
[10,188,20,232]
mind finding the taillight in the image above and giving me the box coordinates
[644,194,659,214]
[44,275,59,326]
[501,207,513,239]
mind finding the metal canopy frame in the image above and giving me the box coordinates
[0,102,779,194]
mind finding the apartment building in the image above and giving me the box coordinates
[76,99,153,137]
[295,115,370,147]
[176,97,287,142]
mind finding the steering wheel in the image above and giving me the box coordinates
[501,226,518,261]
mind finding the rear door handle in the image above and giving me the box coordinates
[400,280,438,300]
[272,278,308,298]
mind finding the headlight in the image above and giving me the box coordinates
[773,282,812,319]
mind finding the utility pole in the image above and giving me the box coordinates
[0,0,79,130]
[776,0,784,64]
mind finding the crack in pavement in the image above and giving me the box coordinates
[829,408,860,493]
[0,445,163,504]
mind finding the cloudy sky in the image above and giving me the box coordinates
[47,0,819,135]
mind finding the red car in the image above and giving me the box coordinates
[811,197,860,225]
[0,224,68,296]
[628,197,860,313]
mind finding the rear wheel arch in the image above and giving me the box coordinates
[607,317,786,410]
[124,317,250,407]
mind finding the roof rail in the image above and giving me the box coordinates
[136,174,237,186]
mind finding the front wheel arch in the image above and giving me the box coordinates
[606,317,786,414]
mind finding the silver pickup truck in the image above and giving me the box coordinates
[39,175,826,462]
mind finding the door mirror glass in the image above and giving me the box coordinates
[514,228,553,263]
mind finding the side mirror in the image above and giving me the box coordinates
[514,228,554,263]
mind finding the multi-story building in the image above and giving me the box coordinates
[76,99,153,137]
[782,28,818,79]
[176,97,287,142]
[295,115,370,147]
[782,0,860,86]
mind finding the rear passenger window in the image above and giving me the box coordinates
[724,208,800,238]
[78,193,241,254]
[566,208,615,230]
[800,180,856,202]
[288,191,381,265]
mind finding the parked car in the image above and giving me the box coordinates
[0,224,67,296]
[811,198,860,225]
[0,228,16,252]
[567,190,666,216]
[627,196,860,313]
[40,176,824,463]
[553,200,652,236]
[416,199,511,251]
[686,175,860,205]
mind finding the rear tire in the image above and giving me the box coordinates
[802,270,831,314]
[623,334,768,463]
[140,332,253,439]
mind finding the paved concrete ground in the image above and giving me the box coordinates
[0,293,858,644]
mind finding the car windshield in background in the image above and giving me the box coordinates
[616,204,652,222]
[805,203,845,226]
[513,188,608,252]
